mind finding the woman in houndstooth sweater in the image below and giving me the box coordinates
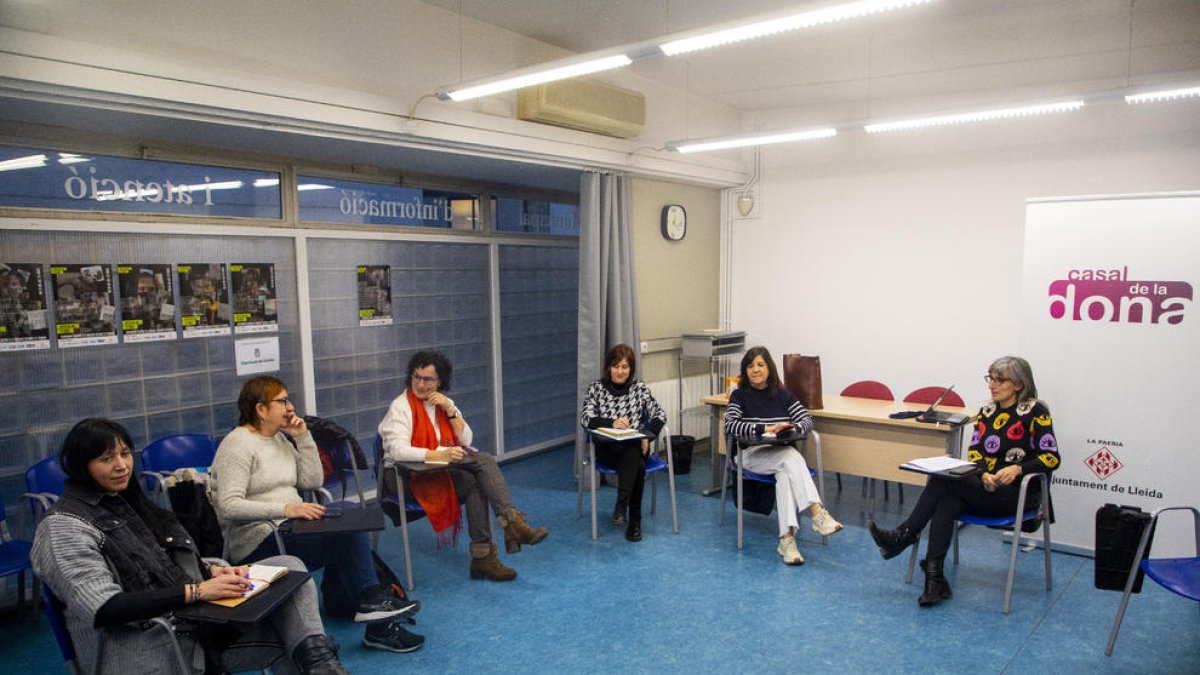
[580,344,667,542]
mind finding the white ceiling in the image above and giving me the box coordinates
[421,0,1200,123]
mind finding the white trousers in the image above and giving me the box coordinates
[740,444,822,537]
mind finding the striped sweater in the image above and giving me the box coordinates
[724,385,814,443]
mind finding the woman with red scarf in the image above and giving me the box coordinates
[378,351,548,581]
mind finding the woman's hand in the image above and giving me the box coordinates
[429,446,467,463]
[641,438,650,456]
[993,464,1022,487]
[284,502,325,520]
[612,417,631,430]
[765,423,787,434]
[427,392,459,418]
[195,570,252,602]
[279,414,308,437]
[208,564,250,579]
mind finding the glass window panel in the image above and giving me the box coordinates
[297,176,478,230]
[494,196,579,236]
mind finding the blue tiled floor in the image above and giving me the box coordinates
[2,446,1197,673]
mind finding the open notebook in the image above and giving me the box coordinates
[206,564,289,608]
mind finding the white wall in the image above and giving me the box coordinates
[730,102,1200,409]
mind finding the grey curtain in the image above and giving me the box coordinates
[576,171,640,472]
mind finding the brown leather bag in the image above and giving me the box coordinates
[782,354,823,410]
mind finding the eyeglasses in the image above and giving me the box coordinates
[269,397,294,407]
[983,375,1011,385]
[411,374,440,385]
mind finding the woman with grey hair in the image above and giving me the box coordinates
[868,356,1061,607]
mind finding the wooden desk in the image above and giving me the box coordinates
[700,394,970,490]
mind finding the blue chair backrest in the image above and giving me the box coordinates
[26,456,68,497]
[42,583,77,665]
[141,434,217,473]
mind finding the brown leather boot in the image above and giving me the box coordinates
[469,543,516,581]
[498,509,548,554]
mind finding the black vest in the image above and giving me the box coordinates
[53,480,198,593]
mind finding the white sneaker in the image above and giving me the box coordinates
[811,509,844,537]
[777,534,804,565]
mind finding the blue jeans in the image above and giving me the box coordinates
[244,528,376,616]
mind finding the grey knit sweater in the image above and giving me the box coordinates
[209,426,323,562]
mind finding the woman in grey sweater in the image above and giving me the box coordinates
[31,417,348,674]
[211,375,424,654]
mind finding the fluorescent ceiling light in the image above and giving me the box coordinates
[0,154,48,172]
[438,54,632,102]
[57,153,91,165]
[254,178,280,188]
[668,128,837,154]
[1125,86,1200,104]
[863,100,1084,133]
[297,183,334,191]
[660,0,934,56]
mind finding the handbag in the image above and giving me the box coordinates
[782,354,823,410]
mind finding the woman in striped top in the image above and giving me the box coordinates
[725,346,843,565]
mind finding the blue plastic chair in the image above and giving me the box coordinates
[1105,505,1200,656]
[141,433,218,505]
[576,426,679,540]
[719,431,825,550]
[0,500,35,614]
[904,472,1052,614]
[24,456,69,523]
[314,438,368,510]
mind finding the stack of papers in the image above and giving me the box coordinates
[206,564,289,607]
[593,427,646,441]
[900,456,975,474]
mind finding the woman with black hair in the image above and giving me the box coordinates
[725,346,843,566]
[378,350,548,581]
[30,418,349,674]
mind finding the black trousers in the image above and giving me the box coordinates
[594,439,646,523]
[899,473,1038,561]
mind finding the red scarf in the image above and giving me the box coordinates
[406,388,462,547]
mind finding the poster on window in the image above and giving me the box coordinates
[118,264,177,342]
[0,262,50,351]
[357,264,393,326]
[1020,193,1199,557]
[177,263,231,337]
[50,264,118,347]
[231,263,278,334]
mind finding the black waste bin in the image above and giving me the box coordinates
[669,435,695,474]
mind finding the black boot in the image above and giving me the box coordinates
[868,521,918,560]
[918,557,953,607]
[612,495,629,527]
[292,635,350,675]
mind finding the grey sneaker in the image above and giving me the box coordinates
[354,584,419,623]
[777,533,804,565]
[811,509,844,537]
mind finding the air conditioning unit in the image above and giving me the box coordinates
[517,79,645,139]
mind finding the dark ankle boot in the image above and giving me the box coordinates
[869,521,918,560]
[612,495,629,527]
[499,508,549,554]
[469,543,517,581]
[918,557,953,607]
[625,520,642,542]
[292,635,350,675]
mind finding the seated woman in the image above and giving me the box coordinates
[31,418,349,675]
[869,356,1060,607]
[378,350,547,581]
[725,346,843,566]
[580,343,667,542]
[210,375,423,653]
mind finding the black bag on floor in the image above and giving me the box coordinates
[1094,503,1155,592]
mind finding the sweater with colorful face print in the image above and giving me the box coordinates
[967,399,1060,475]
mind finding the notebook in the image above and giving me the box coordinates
[916,385,971,426]
[592,427,646,441]
[205,564,289,608]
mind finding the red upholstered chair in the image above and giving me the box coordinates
[903,386,965,408]
[840,380,895,401]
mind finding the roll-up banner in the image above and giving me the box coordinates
[1020,193,1198,557]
